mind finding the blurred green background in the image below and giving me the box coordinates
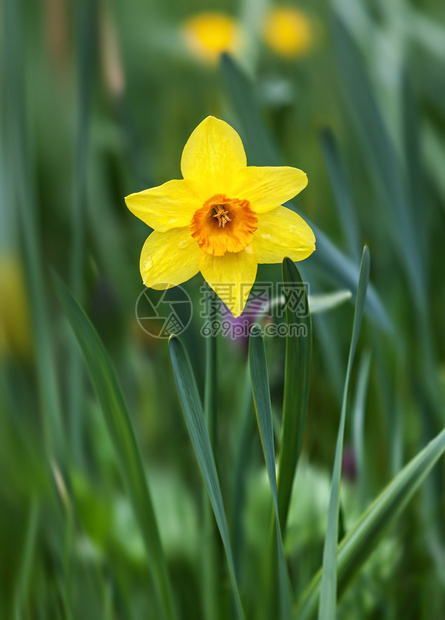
[1,0,445,618]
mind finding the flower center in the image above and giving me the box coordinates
[190,193,258,256]
[212,204,231,227]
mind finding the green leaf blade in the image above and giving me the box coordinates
[352,351,372,509]
[320,128,360,262]
[249,326,292,620]
[55,276,176,620]
[169,335,245,620]
[318,246,370,620]
[296,425,445,620]
[308,290,352,315]
[277,259,312,534]
[332,16,425,308]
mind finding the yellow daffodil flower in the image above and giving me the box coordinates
[183,13,241,64]
[263,7,313,58]
[125,116,315,317]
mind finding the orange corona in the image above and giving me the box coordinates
[190,194,258,257]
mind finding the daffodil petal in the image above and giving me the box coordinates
[125,179,202,232]
[233,166,308,213]
[181,117,247,194]
[199,249,257,317]
[140,228,201,289]
[250,206,315,263]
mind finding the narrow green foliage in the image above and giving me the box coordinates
[231,367,254,579]
[202,287,221,620]
[14,499,39,619]
[169,335,245,620]
[68,0,97,463]
[220,53,281,167]
[320,129,360,262]
[204,285,219,447]
[55,276,176,620]
[402,71,425,237]
[277,259,312,534]
[249,327,292,619]
[318,246,370,620]
[308,290,352,315]
[297,425,445,619]
[352,351,372,509]
[3,0,63,457]
[332,16,424,308]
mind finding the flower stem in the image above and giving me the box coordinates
[202,284,221,620]
[204,287,218,451]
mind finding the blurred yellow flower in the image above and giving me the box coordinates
[0,254,32,359]
[125,117,315,317]
[183,13,241,64]
[263,7,313,58]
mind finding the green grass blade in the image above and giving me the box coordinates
[202,286,221,620]
[402,70,425,244]
[231,366,254,579]
[352,351,372,509]
[296,425,445,620]
[3,0,64,457]
[308,290,352,315]
[277,259,312,534]
[169,335,245,620]
[297,213,387,332]
[221,53,390,332]
[220,53,281,167]
[332,15,425,309]
[424,122,445,209]
[13,499,39,619]
[249,326,292,619]
[68,0,97,464]
[320,128,360,262]
[318,246,370,620]
[204,284,219,449]
[54,276,176,620]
